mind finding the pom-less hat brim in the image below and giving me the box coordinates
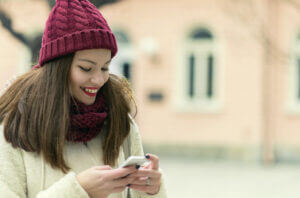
[39,29,117,66]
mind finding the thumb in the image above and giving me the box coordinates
[95,165,113,170]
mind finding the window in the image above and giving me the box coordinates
[287,33,300,113]
[298,58,300,100]
[187,28,215,101]
[176,27,221,112]
[110,29,133,82]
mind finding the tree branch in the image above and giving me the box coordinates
[0,7,29,46]
[284,0,300,11]
[46,0,122,9]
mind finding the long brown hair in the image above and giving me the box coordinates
[0,53,136,173]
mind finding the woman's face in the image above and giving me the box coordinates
[69,48,111,105]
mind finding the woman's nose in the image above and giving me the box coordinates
[90,73,105,86]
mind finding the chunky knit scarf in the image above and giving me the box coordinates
[67,93,108,143]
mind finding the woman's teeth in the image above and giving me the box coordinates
[84,88,97,93]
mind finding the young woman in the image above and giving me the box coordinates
[0,0,166,198]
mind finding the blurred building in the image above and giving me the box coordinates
[1,0,300,162]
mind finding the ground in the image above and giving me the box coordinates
[160,157,300,198]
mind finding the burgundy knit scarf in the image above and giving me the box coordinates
[66,93,108,143]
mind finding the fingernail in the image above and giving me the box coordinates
[136,165,140,169]
[145,155,150,159]
[127,184,131,187]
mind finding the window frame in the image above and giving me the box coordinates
[110,28,134,82]
[174,27,223,113]
[286,34,300,114]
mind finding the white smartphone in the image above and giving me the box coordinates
[119,156,149,168]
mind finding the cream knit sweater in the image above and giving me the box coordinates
[0,120,167,198]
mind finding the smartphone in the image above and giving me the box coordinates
[119,156,149,168]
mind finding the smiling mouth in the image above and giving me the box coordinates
[81,87,98,97]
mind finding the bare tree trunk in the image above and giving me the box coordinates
[261,0,279,165]
[220,0,290,164]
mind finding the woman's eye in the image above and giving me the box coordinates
[79,66,91,72]
[102,68,109,72]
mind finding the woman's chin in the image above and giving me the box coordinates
[83,99,96,105]
[75,96,96,105]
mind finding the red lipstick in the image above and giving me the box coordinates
[81,87,98,97]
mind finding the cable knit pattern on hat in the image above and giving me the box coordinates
[38,0,117,67]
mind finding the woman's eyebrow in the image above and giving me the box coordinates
[105,60,112,65]
[78,59,111,65]
[78,58,97,65]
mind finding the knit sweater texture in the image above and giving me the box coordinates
[0,119,167,198]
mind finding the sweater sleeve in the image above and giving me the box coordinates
[36,172,90,198]
[0,127,90,198]
[0,127,27,198]
[129,118,168,198]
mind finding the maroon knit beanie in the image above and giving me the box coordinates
[35,0,117,68]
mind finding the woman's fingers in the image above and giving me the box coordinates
[128,184,153,193]
[130,176,160,186]
[112,175,135,188]
[145,153,159,170]
[94,165,113,170]
[128,168,162,179]
[106,166,137,179]
[126,154,162,196]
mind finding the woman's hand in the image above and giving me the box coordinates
[128,154,162,195]
[76,165,138,198]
